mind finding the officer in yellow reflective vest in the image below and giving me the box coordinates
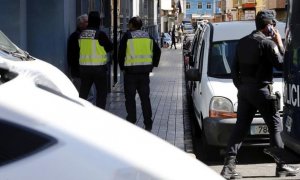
[118,16,161,131]
[78,11,113,109]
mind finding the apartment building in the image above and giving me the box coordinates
[185,0,222,21]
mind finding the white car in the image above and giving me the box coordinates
[183,24,194,35]
[0,30,78,98]
[0,62,223,179]
[186,21,286,160]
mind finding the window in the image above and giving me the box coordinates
[208,41,238,78]
[198,1,202,9]
[186,2,191,9]
[207,2,212,9]
[0,120,56,166]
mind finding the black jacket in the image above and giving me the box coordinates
[118,30,161,74]
[232,30,284,88]
[67,28,81,78]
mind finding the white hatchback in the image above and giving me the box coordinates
[0,30,78,98]
[0,65,223,179]
[186,21,286,160]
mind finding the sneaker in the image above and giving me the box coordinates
[276,164,300,177]
[221,166,242,179]
[220,156,242,179]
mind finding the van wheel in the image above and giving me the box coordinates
[198,129,220,162]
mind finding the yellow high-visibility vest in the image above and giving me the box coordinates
[125,31,153,67]
[79,30,107,65]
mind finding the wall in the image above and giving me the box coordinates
[0,0,23,48]
[0,0,77,73]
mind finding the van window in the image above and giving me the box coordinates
[208,41,238,78]
[0,120,56,166]
[208,41,283,78]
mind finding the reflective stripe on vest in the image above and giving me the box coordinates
[125,35,153,67]
[79,30,107,66]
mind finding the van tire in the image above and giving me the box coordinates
[198,129,220,162]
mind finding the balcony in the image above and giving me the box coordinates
[242,0,256,9]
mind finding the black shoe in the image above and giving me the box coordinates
[145,123,152,132]
[276,164,300,177]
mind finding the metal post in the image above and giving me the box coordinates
[113,0,118,85]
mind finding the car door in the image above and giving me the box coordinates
[192,27,210,125]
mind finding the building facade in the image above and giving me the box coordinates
[0,0,160,89]
[185,0,222,21]
[232,0,286,21]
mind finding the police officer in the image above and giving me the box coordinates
[118,16,161,131]
[78,11,113,109]
[67,14,88,90]
[220,10,300,179]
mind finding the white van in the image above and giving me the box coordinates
[186,21,286,159]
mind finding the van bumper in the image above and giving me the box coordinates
[203,117,270,147]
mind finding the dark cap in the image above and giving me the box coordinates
[88,11,100,28]
[255,10,277,30]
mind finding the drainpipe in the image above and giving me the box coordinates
[113,0,118,85]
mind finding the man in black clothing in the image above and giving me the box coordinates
[118,16,161,131]
[220,10,300,179]
[67,14,88,90]
[77,11,113,109]
[170,25,177,49]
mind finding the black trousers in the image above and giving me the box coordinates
[124,73,152,126]
[79,66,107,109]
[226,84,284,156]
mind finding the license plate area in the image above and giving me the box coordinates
[250,125,269,135]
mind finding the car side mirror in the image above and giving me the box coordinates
[186,69,201,81]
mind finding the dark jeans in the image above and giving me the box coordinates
[124,73,152,126]
[226,84,284,156]
[170,40,176,49]
[79,66,107,109]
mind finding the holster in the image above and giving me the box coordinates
[267,84,281,113]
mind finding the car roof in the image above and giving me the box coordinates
[210,21,286,42]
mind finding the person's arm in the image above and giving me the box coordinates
[150,36,161,67]
[118,33,128,71]
[272,28,285,54]
[267,41,284,71]
[67,32,80,77]
[98,31,113,52]
[231,47,241,89]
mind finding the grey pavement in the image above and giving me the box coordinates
[105,44,194,153]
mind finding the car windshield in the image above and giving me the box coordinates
[0,31,18,53]
[184,26,193,30]
[208,41,283,78]
[0,31,32,60]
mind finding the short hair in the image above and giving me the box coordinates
[76,14,88,28]
[129,16,143,29]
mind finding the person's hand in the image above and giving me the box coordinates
[272,28,284,49]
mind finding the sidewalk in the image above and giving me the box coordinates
[106,45,194,153]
